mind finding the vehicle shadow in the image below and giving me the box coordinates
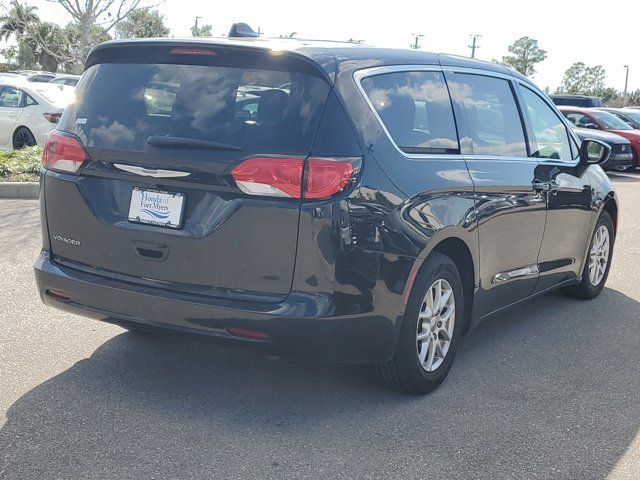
[1,288,639,479]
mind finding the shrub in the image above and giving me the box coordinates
[0,146,43,182]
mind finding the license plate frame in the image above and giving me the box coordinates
[128,187,185,229]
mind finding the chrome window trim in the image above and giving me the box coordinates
[353,65,464,161]
[353,64,570,165]
[440,65,514,81]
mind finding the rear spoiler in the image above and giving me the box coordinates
[85,39,333,84]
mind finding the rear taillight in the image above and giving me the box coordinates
[231,156,304,198]
[42,131,87,173]
[42,112,61,123]
[231,156,359,200]
[305,158,356,199]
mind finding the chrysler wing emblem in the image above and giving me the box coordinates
[114,163,191,178]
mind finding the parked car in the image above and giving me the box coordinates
[550,94,603,108]
[600,107,640,129]
[0,79,75,149]
[559,106,640,171]
[35,38,617,394]
[9,70,58,82]
[48,74,81,87]
[572,127,634,171]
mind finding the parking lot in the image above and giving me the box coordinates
[0,173,638,479]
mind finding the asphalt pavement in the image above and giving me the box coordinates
[1,173,639,479]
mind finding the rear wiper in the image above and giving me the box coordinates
[147,135,242,151]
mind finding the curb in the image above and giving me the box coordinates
[0,182,39,200]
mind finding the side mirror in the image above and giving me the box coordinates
[580,139,611,165]
[582,123,599,129]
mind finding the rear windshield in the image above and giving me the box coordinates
[590,110,633,130]
[59,62,330,155]
[33,85,75,105]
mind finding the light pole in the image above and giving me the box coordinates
[468,34,482,59]
[623,65,629,107]
[410,34,424,50]
[194,16,202,36]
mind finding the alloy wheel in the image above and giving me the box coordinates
[588,225,610,286]
[416,278,456,372]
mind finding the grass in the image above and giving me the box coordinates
[0,147,42,182]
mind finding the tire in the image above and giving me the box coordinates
[12,127,36,149]
[376,252,464,395]
[622,164,636,173]
[564,210,614,300]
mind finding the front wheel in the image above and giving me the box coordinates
[376,252,464,395]
[564,210,614,300]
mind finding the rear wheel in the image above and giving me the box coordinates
[376,252,463,395]
[564,210,614,299]
[13,127,36,149]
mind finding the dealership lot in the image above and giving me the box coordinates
[1,173,639,479]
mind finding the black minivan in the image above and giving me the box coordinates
[35,38,617,394]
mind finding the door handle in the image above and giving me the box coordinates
[532,181,550,192]
[7,112,19,118]
[532,180,560,193]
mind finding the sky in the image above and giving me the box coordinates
[2,0,638,92]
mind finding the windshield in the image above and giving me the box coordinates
[621,109,640,126]
[590,110,633,130]
[60,62,330,155]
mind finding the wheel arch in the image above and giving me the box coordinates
[403,234,477,335]
[601,195,618,235]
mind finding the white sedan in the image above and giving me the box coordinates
[0,78,75,150]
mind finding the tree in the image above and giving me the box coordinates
[0,0,88,72]
[191,23,212,37]
[559,62,606,95]
[23,21,72,71]
[498,36,547,77]
[115,8,170,39]
[0,0,39,67]
[48,0,145,63]
[0,0,38,39]
[62,22,111,72]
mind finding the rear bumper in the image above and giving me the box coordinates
[34,251,397,362]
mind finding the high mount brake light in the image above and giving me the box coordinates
[42,131,88,173]
[170,48,217,56]
[231,156,359,200]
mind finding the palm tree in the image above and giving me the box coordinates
[0,0,40,68]
[0,0,39,41]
